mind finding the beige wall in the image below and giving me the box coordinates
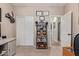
[0,3,79,45]
[1,3,78,40]
[0,4,64,40]
[64,3,79,44]
[0,3,16,38]
[14,6,64,16]
[14,6,64,47]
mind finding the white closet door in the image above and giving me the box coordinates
[16,16,34,46]
[16,17,25,46]
[24,16,34,46]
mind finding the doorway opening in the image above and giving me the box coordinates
[51,16,61,46]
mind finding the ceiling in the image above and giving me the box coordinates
[11,3,66,7]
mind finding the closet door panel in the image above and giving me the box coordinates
[16,17,25,46]
[24,16,34,46]
[16,16,34,46]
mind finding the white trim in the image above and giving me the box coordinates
[16,16,35,47]
[49,15,62,47]
[50,15,63,19]
[64,11,72,16]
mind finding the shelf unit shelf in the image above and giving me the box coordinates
[35,21,48,49]
[0,51,7,56]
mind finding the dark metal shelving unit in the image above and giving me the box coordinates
[35,21,48,49]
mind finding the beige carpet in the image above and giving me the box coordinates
[15,46,63,56]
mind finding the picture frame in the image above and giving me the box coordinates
[0,8,1,22]
[43,11,49,16]
[36,11,42,16]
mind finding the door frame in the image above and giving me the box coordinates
[61,11,73,47]
[65,11,73,47]
[50,15,63,47]
[16,16,35,47]
[50,12,73,47]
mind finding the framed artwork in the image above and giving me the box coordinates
[0,8,1,37]
[0,8,1,22]
[43,11,49,16]
[36,11,42,16]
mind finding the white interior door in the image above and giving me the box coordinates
[24,16,34,46]
[16,16,34,46]
[61,12,72,47]
[16,17,25,46]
